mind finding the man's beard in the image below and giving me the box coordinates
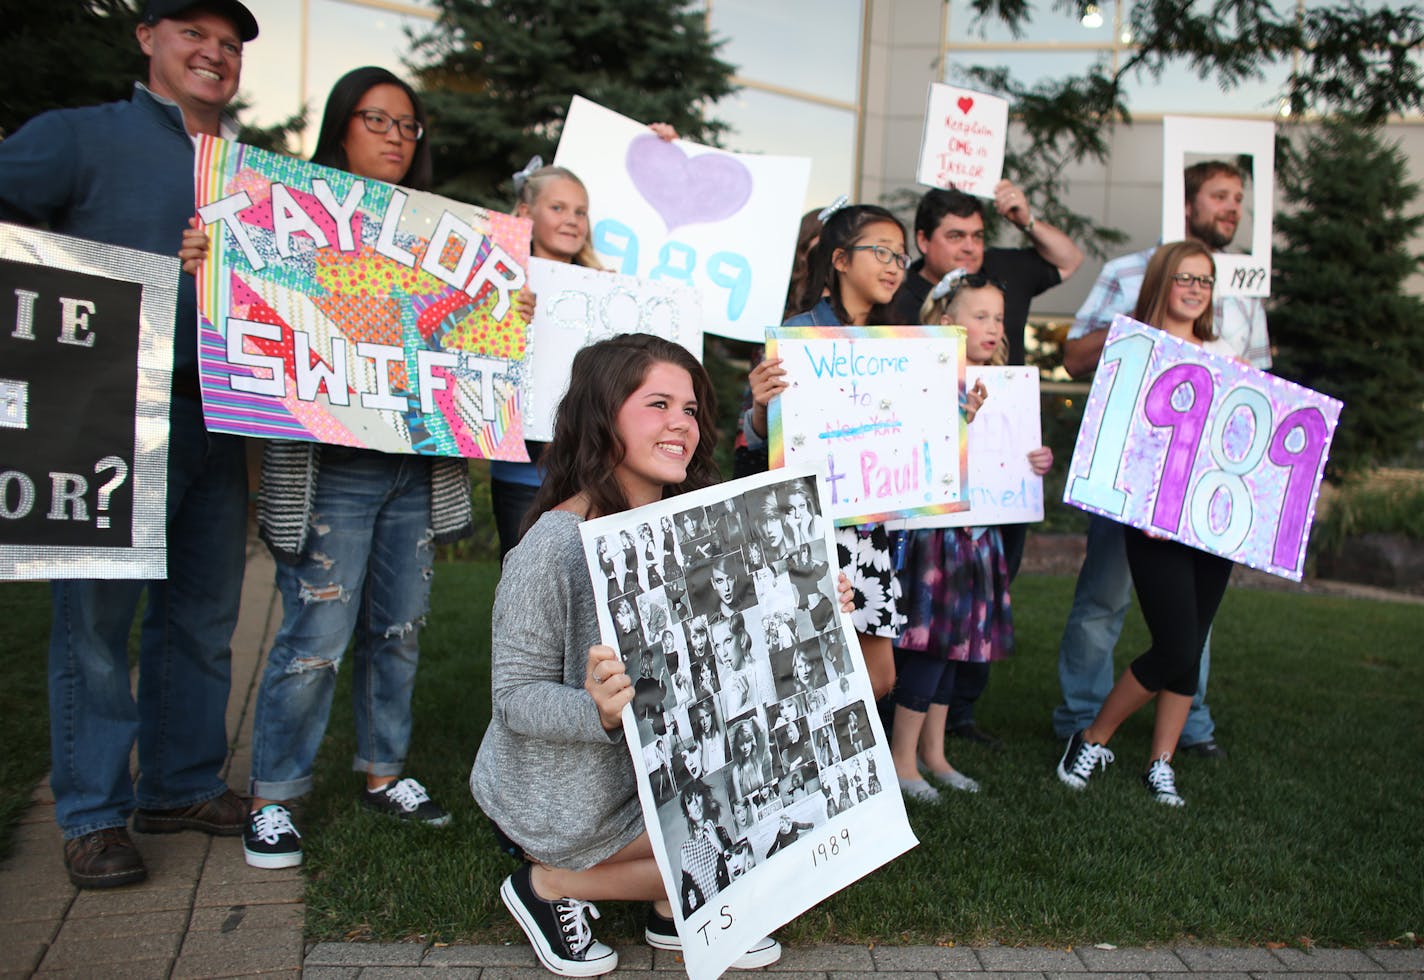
[1189,216,1236,251]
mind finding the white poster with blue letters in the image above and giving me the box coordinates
[580,466,917,980]
[553,96,812,343]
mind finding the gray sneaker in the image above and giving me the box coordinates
[361,777,451,826]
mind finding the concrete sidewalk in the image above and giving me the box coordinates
[2,535,1421,978]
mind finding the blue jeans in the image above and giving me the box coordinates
[250,449,435,801]
[1052,515,1216,745]
[48,401,248,838]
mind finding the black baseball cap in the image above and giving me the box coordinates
[143,0,259,42]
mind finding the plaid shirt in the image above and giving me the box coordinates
[1068,246,1272,369]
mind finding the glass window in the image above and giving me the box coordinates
[1120,58,1293,116]
[235,0,305,130]
[945,51,1109,91]
[947,0,1118,44]
[712,87,855,210]
[707,0,863,104]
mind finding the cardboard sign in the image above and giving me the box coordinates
[193,136,533,459]
[916,83,1009,198]
[1065,316,1341,580]
[553,96,811,343]
[1,223,175,580]
[580,467,916,980]
[1161,116,1276,298]
[901,365,1044,529]
[523,258,704,441]
[768,326,969,526]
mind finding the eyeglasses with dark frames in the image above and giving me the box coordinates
[352,108,424,142]
[1170,272,1215,288]
[846,244,912,270]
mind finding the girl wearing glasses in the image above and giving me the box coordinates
[739,203,911,702]
[890,272,1053,802]
[181,66,475,869]
[1056,239,1235,808]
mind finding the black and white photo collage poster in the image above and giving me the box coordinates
[581,465,917,980]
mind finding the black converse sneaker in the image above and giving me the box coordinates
[500,862,618,977]
[1142,754,1186,807]
[243,804,302,869]
[1057,730,1115,790]
[645,907,783,969]
[360,777,451,826]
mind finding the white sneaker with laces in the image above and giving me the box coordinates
[1142,753,1186,807]
[1057,730,1115,790]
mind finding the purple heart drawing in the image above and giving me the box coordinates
[625,133,754,232]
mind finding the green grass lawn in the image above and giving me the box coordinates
[4,569,1422,948]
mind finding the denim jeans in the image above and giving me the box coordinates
[1052,514,1216,745]
[48,401,248,839]
[249,449,435,801]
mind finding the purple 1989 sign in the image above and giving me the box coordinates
[1066,316,1342,581]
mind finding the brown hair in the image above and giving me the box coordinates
[1133,240,1216,342]
[783,208,825,319]
[521,334,719,535]
[515,165,604,269]
[1184,160,1244,204]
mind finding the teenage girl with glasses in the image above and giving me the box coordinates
[739,203,913,702]
[181,66,490,868]
[1056,239,1235,808]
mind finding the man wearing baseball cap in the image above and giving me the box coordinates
[0,0,258,888]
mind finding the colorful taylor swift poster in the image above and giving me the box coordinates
[767,325,969,526]
[192,136,533,459]
[1065,315,1341,581]
[580,466,917,980]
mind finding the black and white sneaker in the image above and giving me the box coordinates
[500,862,617,977]
[1142,754,1186,807]
[243,804,302,869]
[1057,730,1115,790]
[645,908,782,969]
[361,777,451,826]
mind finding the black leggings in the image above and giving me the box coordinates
[1123,531,1233,696]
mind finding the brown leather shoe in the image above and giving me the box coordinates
[132,788,247,836]
[64,828,147,889]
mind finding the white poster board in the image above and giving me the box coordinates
[1161,116,1275,298]
[916,83,1009,198]
[901,365,1044,529]
[768,325,969,527]
[553,96,812,343]
[581,467,917,980]
[523,258,703,441]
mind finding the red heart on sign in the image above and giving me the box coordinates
[957,96,974,114]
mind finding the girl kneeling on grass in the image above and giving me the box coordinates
[891,272,1053,803]
[1056,240,1235,808]
[470,335,785,978]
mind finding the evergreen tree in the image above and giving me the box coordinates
[1270,119,1424,478]
[408,0,736,208]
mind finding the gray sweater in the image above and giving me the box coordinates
[470,510,644,869]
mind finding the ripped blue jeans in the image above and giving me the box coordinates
[250,449,435,801]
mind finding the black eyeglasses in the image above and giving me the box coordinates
[352,108,424,141]
[847,244,912,270]
[1170,273,1215,288]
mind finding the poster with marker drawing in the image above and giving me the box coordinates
[1064,315,1340,581]
[899,365,1045,529]
[581,467,917,980]
[1160,116,1275,299]
[193,136,533,459]
[553,96,812,343]
[916,83,1009,199]
[768,325,969,527]
[522,258,704,441]
[1,223,174,580]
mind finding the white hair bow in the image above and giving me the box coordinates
[511,155,544,191]
[929,268,969,301]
